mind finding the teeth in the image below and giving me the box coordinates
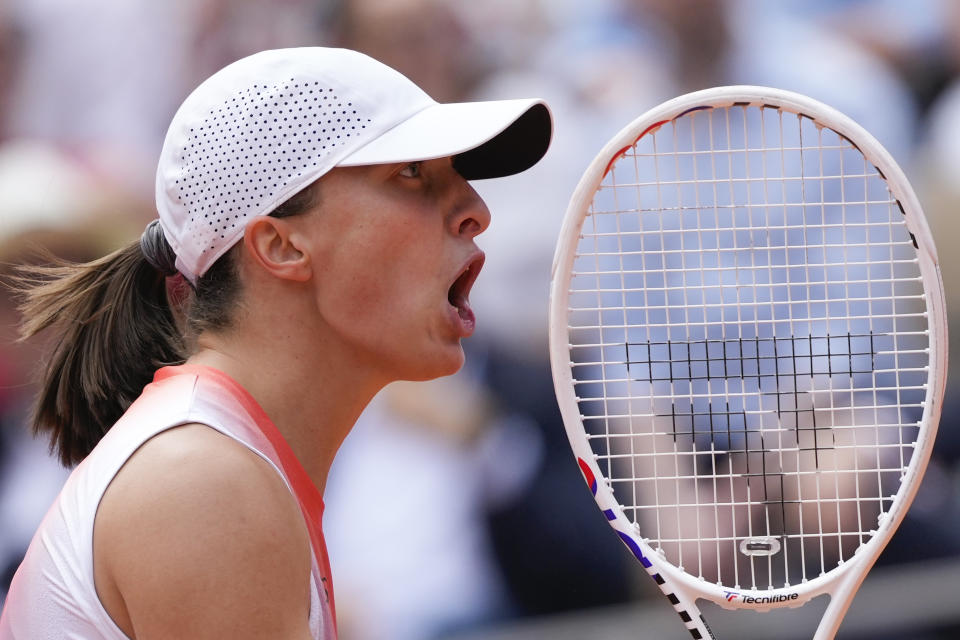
[449,257,481,311]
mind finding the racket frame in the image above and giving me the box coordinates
[549,86,947,640]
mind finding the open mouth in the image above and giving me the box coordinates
[447,253,485,327]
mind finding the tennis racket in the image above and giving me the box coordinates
[548,86,947,639]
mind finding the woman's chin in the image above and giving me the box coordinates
[400,345,465,382]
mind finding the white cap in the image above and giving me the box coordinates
[155,47,552,283]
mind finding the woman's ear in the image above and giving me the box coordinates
[242,216,312,282]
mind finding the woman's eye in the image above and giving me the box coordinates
[399,161,422,178]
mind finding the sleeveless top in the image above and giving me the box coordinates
[0,364,337,639]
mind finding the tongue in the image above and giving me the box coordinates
[448,266,477,332]
[451,294,475,329]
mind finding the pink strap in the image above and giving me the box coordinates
[154,364,337,623]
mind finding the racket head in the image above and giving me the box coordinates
[549,86,947,615]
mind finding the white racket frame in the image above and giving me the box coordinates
[548,86,948,640]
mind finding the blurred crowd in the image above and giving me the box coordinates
[1,1,959,639]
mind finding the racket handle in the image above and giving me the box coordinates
[614,527,715,638]
[813,560,872,640]
[645,569,715,640]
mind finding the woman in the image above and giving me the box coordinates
[0,47,551,639]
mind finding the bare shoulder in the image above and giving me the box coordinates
[94,423,313,639]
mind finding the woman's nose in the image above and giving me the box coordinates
[450,180,491,239]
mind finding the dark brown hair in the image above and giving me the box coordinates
[14,184,319,466]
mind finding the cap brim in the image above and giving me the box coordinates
[338,99,552,180]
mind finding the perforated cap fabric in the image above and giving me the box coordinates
[155,47,552,283]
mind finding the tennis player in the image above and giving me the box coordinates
[0,47,552,639]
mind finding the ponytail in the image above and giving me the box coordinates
[14,242,184,466]
[13,179,320,466]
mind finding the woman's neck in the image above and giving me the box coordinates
[186,325,386,496]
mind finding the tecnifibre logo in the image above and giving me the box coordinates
[724,590,799,604]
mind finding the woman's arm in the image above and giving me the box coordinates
[93,423,315,639]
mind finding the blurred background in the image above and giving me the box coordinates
[0,0,958,638]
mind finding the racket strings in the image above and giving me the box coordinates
[568,104,929,590]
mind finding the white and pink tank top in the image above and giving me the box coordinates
[0,364,337,639]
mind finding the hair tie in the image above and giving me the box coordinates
[139,219,179,276]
